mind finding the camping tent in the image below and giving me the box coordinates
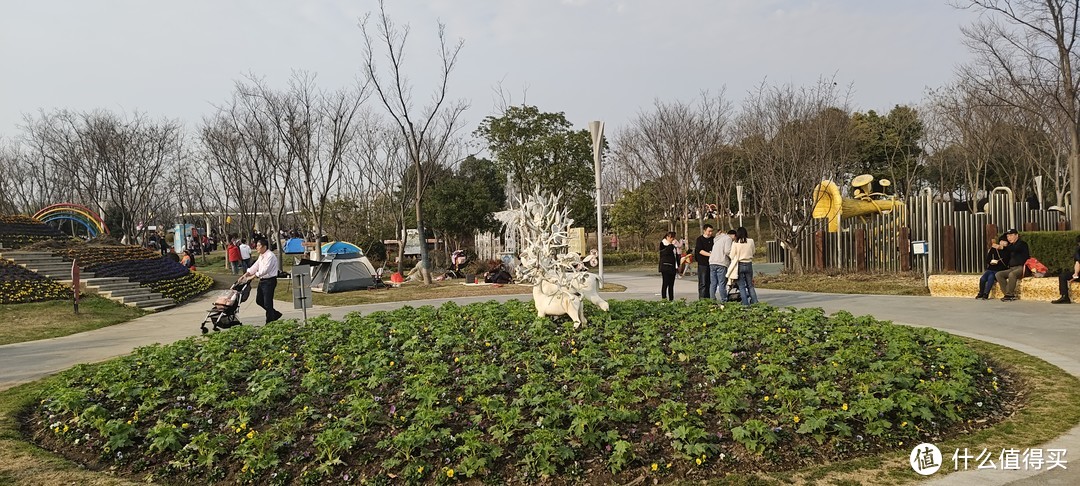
[301,252,379,293]
[322,241,363,255]
[283,238,306,254]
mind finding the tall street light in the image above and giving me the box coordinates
[589,120,605,280]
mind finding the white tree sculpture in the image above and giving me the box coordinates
[496,192,609,327]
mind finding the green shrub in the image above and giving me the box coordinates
[1021,231,1080,274]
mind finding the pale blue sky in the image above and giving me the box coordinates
[0,0,976,138]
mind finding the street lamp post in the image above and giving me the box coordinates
[589,121,605,280]
[736,184,744,228]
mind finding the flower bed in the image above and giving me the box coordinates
[0,214,69,249]
[146,272,214,302]
[29,300,1007,484]
[56,246,160,270]
[0,259,70,304]
[55,246,212,302]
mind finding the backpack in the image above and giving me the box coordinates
[1025,257,1049,277]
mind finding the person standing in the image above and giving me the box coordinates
[727,226,758,306]
[694,225,715,299]
[1051,235,1080,304]
[995,229,1029,302]
[659,231,679,301]
[239,239,253,270]
[226,240,242,275]
[709,229,735,302]
[240,238,283,324]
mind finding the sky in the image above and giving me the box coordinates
[0,0,978,140]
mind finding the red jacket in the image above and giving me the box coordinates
[227,244,241,262]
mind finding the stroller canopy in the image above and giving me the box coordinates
[321,241,363,255]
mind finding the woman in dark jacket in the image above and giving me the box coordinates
[976,235,1009,299]
[659,231,678,301]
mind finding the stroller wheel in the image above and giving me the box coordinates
[200,326,208,335]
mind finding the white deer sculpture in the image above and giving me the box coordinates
[496,192,609,328]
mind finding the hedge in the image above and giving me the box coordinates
[1020,231,1080,275]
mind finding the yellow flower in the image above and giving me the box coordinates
[417,466,424,474]
[446,468,455,478]
[456,396,464,403]
[454,357,459,363]
[901,421,908,427]
[651,463,658,471]
[696,408,703,415]
[763,396,769,402]
[793,415,800,423]
[389,361,395,367]
[842,403,848,411]
[695,458,702,465]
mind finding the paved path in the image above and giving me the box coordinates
[1,271,1077,484]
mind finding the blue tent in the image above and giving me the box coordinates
[283,238,307,254]
[322,241,363,255]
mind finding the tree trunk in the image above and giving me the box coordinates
[787,242,803,276]
[414,175,433,284]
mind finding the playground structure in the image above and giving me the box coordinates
[32,203,109,238]
[771,178,1071,274]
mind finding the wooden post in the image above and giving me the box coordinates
[814,230,825,271]
[1023,222,1037,232]
[942,225,956,272]
[985,223,998,245]
[855,228,867,272]
[899,227,911,271]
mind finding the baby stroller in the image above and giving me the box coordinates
[200,280,251,334]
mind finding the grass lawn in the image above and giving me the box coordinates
[0,296,147,346]
[756,271,931,296]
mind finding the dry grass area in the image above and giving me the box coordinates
[756,271,931,296]
[0,296,148,346]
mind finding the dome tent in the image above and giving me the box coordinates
[321,241,363,255]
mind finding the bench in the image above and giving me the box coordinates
[928,274,1076,301]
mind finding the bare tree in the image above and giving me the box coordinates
[255,72,370,260]
[360,1,469,284]
[925,82,1008,203]
[612,92,731,239]
[735,78,853,275]
[953,0,1080,227]
[355,115,413,270]
[21,109,181,241]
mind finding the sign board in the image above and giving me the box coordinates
[402,229,422,255]
[71,260,80,314]
[568,227,586,255]
[291,264,312,310]
[912,240,929,255]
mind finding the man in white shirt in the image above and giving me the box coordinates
[238,239,253,271]
[239,238,282,324]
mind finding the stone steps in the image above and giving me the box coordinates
[1,251,176,312]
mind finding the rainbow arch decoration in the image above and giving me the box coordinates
[33,203,110,237]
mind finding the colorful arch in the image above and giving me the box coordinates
[33,203,109,237]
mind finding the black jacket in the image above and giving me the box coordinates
[659,240,678,274]
[1005,239,1030,267]
[984,246,1008,272]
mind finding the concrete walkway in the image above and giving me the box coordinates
[1,271,1077,484]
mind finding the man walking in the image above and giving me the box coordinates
[239,238,283,324]
[695,225,715,300]
[995,229,1030,302]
